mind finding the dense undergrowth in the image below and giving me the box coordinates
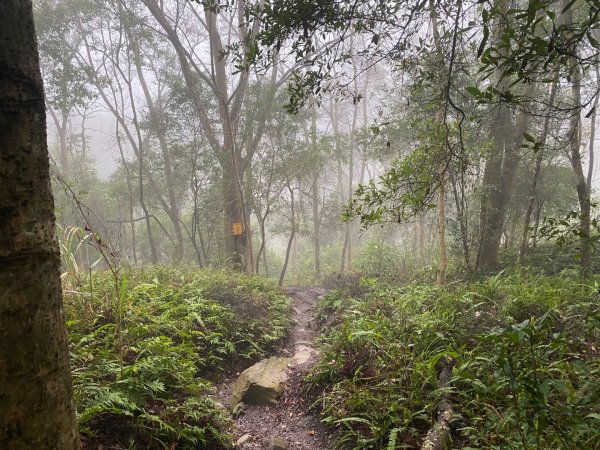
[309,271,600,449]
[63,267,291,449]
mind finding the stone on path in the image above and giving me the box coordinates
[230,357,291,411]
[292,344,319,364]
[267,436,288,450]
[235,433,251,447]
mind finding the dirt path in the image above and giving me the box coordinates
[218,286,334,449]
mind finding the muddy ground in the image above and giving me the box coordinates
[217,286,336,450]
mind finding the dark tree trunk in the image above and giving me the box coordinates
[0,1,79,448]
[477,102,514,270]
[477,0,532,271]
[223,158,250,270]
[478,85,532,270]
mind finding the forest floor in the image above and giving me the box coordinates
[217,286,336,450]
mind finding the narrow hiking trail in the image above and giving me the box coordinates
[218,286,335,450]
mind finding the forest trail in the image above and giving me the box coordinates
[218,286,335,449]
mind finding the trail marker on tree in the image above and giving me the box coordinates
[232,222,244,236]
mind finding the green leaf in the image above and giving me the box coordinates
[478,24,489,58]
[466,86,482,97]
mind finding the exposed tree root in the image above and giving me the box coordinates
[421,356,456,450]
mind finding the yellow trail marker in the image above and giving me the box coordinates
[232,223,244,236]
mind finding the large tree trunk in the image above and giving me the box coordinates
[478,84,532,270]
[476,0,528,271]
[477,101,514,270]
[0,1,79,448]
[223,160,250,270]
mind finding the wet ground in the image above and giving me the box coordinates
[217,286,335,450]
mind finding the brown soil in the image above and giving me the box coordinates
[217,286,336,450]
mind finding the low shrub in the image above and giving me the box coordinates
[64,267,292,449]
[309,273,600,449]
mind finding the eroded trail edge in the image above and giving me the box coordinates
[218,286,334,449]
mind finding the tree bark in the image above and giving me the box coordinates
[0,1,79,448]
[587,68,598,191]
[478,84,532,270]
[223,158,250,270]
[518,82,558,265]
[476,0,530,271]
[478,102,514,270]
[532,200,543,250]
[48,107,70,177]
[568,62,591,269]
[255,213,268,275]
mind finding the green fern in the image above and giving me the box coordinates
[386,428,399,450]
[67,267,292,449]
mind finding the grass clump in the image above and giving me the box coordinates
[309,272,600,449]
[64,267,292,449]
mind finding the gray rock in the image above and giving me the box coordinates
[236,433,252,446]
[230,357,291,411]
[292,344,318,364]
[267,436,288,450]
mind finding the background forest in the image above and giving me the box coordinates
[6,0,600,448]
[36,0,600,282]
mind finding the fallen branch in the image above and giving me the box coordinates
[421,356,456,450]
